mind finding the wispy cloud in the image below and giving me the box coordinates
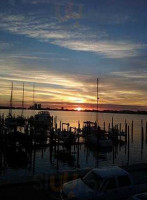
[0,65,95,106]
[0,12,145,58]
[1,62,147,108]
[112,71,147,79]
[51,40,144,58]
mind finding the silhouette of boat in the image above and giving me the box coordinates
[16,83,26,127]
[5,82,17,128]
[87,133,113,148]
[16,116,26,127]
[108,125,126,143]
[5,115,17,128]
[29,111,53,129]
[83,121,112,148]
[54,129,76,147]
[83,79,113,148]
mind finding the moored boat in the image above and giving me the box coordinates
[87,132,113,148]
[5,115,17,128]
[34,111,53,128]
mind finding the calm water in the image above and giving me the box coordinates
[0,109,147,178]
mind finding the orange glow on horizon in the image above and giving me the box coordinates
[75,107,82,111]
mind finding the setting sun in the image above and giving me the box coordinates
[76,107,82,111]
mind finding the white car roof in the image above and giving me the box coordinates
[134,193,147,199]
[92,166,129,178]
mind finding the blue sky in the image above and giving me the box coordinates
[0,0,147,110]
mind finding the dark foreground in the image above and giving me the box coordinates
[0,185,51,200]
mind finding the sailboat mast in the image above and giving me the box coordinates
[97,78,99,112]
[21,82,25,116]
[33,83,35,108]
[9,82,13,117]
[96,78,99,124]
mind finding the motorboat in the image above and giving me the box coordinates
[34,111,53,128]
[87,133,113,148]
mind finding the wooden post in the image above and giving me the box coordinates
[119,123,121,141]
[108,123,110,132]
[67,123,69,132]
[125,122,127,155]
[112,117,114,129]
[78,121,80,145]
[57,124,59,170]
[131,120,134,143]
[113,146,115,164]
[146,122,147,143]
[33,148,36,176]
[55,122,57,133]
[119,123,121,132]
[77,121,80,168]
[141,120,144,159]
[62,122,63,132]
[50,129,53,164]
[128,125,130,162]
[141,120,144,149]
[117,124,119,141]
[125,123,128,144]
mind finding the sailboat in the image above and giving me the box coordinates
[85,78,113,148]
[28,84,53,129]
[5,82,17,128]
[16,83,26,127]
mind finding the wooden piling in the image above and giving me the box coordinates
[55,122,57,133]
[128,125,130,162]
[146,122,147,143]
[125,123,128,144]
[141,120,144,149]
[77,121,80,168]
[112,117,114,129]
[125,122,127,155]
[131,120,134,143]
[61,122,63,132]
[108,123,110,132]
[119,123,121,141]
[113,146,115,164]
[141,120,144,159]
[119,123,121,132]
[57,126,59,170]
[33,148,36,176]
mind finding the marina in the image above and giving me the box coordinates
[0,109,147,175]
[0,109,147,199]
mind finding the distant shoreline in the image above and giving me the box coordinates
[1,107,147,115]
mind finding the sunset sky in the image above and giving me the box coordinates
[0,0,147,110]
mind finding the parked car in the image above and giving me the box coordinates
[60,166,147,200]
[128,192,147,200]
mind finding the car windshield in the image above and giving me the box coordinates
[82,171,103,190]
[137,194,147,200]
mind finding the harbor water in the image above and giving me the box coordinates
[0,109,147,178]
